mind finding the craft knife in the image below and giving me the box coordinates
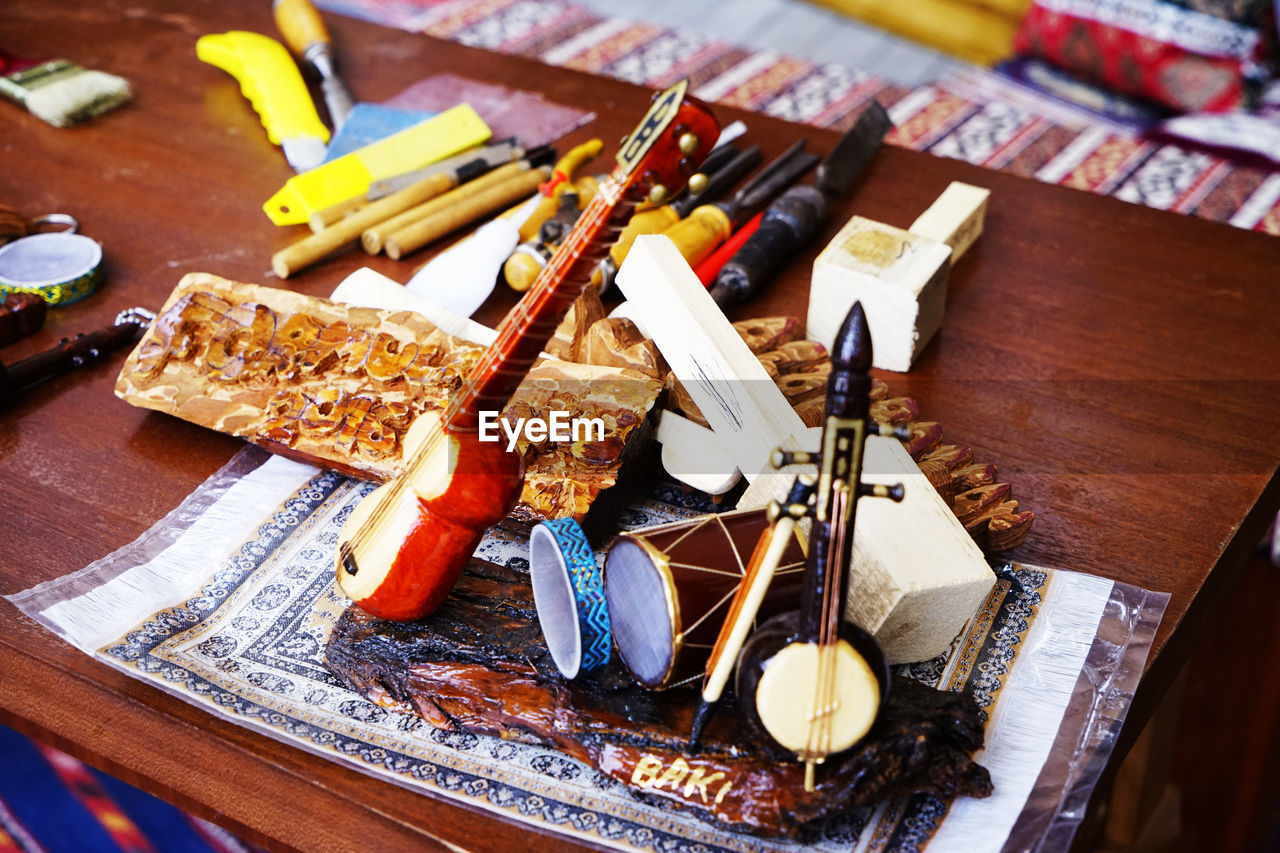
[196,31,330,172]
[367,139,521,199]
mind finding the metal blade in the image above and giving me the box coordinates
[281,136,328,172]
[367,139,519,198]
[319,74,355,130]
[814,100,892,197]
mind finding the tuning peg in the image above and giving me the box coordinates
[859,482,904,502]
[648,184,669,204]
[770,448,819,469]
[687,172,710,195]
[678,132,701,155]
[767,500,811,523]
[871,422,912,441]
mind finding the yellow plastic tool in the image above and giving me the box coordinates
[196,31,330,170]
[262,103,493,225]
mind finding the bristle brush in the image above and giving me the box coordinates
[0,53,132,127]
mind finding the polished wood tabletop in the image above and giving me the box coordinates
[3,1,1279,850]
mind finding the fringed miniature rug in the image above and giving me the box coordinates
[9,448,1167,853]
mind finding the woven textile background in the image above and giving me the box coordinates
[320,0,1280,235]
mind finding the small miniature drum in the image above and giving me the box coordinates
[603,507,807,689]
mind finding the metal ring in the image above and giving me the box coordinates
[27,213,79,234]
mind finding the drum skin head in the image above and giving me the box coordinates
[604,536,677,687]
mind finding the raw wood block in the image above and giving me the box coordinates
[809,216,953,372]
[853,436,995,664]
[908,181,990,264]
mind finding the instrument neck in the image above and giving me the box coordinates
[798,373,872,643]
[443,178,638,432]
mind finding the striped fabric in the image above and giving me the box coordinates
[322,0,1280,234]
[0,725,263,853]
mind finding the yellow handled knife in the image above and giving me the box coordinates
[196,30,329,172]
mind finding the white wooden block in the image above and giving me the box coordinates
[809,216,952,372]
[615,235,808,482]
[851,436,995,664]
[908,181,990,264]
[655,410,742,495]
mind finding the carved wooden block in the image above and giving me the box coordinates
[114,273,663,526]
[324,559,992,838]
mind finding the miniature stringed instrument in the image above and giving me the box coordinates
[735,302,901,790]
[336,81,719,622]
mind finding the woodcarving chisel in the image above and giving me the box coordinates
[708,101,891,309]
[658,140,818,270]
[273,0,354,130]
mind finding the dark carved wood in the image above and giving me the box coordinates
[324,559,992,837]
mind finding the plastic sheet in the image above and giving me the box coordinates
[1001,577,1168,853]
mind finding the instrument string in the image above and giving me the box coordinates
[344,176,626,556]
[806,482,848,764]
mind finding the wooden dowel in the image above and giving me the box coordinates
[271,171,458,278]
[383,167,551,261]
[361,161,534,256]
[309,195,367,233]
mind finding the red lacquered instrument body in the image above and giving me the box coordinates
[337,81,719,621]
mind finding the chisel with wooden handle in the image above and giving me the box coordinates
[708,100,892,309]
[273,0,354,130]
[658,140,817,271]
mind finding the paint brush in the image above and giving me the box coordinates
[0,54,131,127]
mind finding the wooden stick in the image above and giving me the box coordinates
[383,167,550,260]
[308,195,367,233]
[271,171,457,278]
[361,161,533,255]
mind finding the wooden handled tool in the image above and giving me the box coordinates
[593,144,760,291]
[659,140,817,273]
[272,0,354,129]
[516,139,603,242]
[708,101,891,308]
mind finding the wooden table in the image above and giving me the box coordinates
[2,1,1278,850]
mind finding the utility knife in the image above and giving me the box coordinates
[197,30,330,172]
